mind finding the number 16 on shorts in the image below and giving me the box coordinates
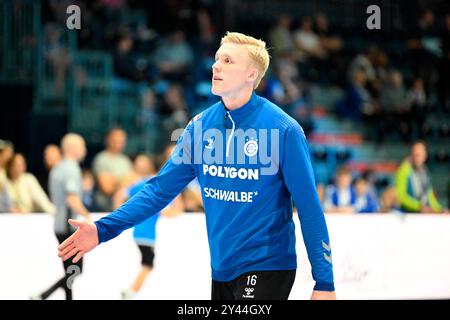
[243,275,257,299]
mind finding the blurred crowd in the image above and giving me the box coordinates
[1,1,449,214]
[318,140,447,214]
[0,130,203,214]
[268,8,450,142]
[0,134,447,215]
[37,1,450,143]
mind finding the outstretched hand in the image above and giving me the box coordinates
[58,219,99,263]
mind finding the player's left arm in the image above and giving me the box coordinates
[280,122,336,298]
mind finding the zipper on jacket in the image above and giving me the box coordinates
[225,111,235,158]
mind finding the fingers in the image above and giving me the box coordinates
[72,251,84,264]
[68,219,83,228]
[58,234,75,251]
[62,247,79,262]
[58,242,76,258]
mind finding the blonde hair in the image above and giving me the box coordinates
[221,32,270,89]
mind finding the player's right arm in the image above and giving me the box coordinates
[95,153,195,242]
[58,124,196,262]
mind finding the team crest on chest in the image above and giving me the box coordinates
[244,138,258,157]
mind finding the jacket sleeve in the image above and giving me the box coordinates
[281,122,335,291]
[94,124,196,243]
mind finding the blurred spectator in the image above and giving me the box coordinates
[138,87,160,153]
[0,140,14,212]
[123,154,156,188]
[269,16,305,106]
[337,68,375,122]
[293,16,325,60]
[5,153,55,213]
[44,24,71,97]
[44,144,62,171]
[379,70,409,113]
[324,166,356,213]
[347,45,387,97]
[376,70,412,143]
[407,77,428,139]
[314,12,343,84]
[406,9,440,95]
[158,83,189,134]
[269,15,298,60]
[0,140,14,186]
[139,87,158,127]
[0,183,12,213]
[113,34,139,81]
[293,16,328,82]
[361,168,378,195]
[273,52,303,103]
[92,128,133,212]
[354,177,379,213]
[115,154,156,204]
[153,30,194,82]
[42,144,62,195]
[347,48,376,84]
[395,141,447,213]
[379,187,402,214]
[407,78,427,113]
[113,153,156,209]
[371,49,389,96]
[314,13,342,52]
[81,169,100,212]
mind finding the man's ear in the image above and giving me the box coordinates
[247,67,259,83]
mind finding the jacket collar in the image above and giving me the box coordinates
[221,91,261,121]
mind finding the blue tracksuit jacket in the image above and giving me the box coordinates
[94,92,334,290]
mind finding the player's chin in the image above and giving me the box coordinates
[211,85,223,96]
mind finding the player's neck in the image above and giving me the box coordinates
[221,88,253,111]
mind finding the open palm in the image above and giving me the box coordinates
[58,219,99,263]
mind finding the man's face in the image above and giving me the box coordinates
[10,154,26,179]
[74,140,87,162]
[0,146,13,165]
[107,131,126,154]
[211,43,256,97]
[337,173,352,189]
[411,143,427,168]
[134,155,154,176]
[355,180,367,196]
[44,145,61,169]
